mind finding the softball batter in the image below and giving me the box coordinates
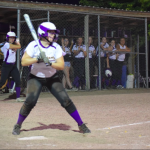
[12,22,91,135]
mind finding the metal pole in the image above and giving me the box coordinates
[47,11,50,22]
[145,17,148,88]
[17,9,20,70]
[11,9,21,93]
[84,15,90,90]
[98,15,101,90]
[137,34,140,88]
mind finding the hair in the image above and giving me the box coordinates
[120,37,125,40]
[110,39,115,42]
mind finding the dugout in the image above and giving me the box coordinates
[0,0,150,90]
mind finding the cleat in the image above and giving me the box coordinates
[78,123,91,134]
[12,124,21,135]
[70,87,78,91]
[0,90,4,94]
[16,97,25,102]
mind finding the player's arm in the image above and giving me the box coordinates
[116,44,121,52]
[125,46,131,52]
[21,51,37,66]
[92,49,96,56]
[73,47,81,56]
[51,56,64,70]
[9,40,21,51]
[108,45,113,51]
[61,38,65,52]
[100,43,108,51]
[80,48,87,57]
[69,40,74,52]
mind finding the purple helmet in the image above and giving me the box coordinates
[38,22,60,41]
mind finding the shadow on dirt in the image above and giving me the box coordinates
[21,122,81,133]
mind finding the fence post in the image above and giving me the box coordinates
[145,17,148,88]
[137,34,140,88]
[84,15,90,90]
[17,9,20,71]
[47,11,50,22]
[98,15,101,90]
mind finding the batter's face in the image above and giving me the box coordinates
[47,30,56,42]
[8,37,15,43]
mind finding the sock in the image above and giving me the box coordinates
[112,79,116,86]
[6,82,9,89]
[117,80,121,85]
[10,81,14,89]
[105,79,109,86]
[17,113,27,126]
[70,110,83,126]
[15,87,20,98]
[73,76,80,88]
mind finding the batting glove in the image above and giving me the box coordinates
[40,51,52,66]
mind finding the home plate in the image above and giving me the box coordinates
[18,136,48,140]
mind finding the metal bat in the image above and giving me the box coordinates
[23,14,50,66]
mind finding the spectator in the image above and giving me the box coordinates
[107,39,118,88]
[61,38,77,91]
[96,37,109,88]
[88,37,96,88]
[72,37,87,90]
[116,38,131,88]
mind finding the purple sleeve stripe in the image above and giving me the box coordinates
[4,50,9,63]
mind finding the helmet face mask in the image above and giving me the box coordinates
[38,22,60,42]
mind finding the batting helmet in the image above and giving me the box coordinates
[6,32,17,42]
[105,69,112,78]
[38,22,60,41]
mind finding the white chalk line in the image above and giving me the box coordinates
[26,144,56,147]
[18,136,48,140]
[97,121,150,130]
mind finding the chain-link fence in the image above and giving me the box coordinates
[16,8,148,91]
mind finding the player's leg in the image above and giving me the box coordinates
[73,58,80,88]
[62,72,67,88]
[0,63,13,93]
[10,66,24,101]
[12,76,43,135]
[47,74,91,133]
[64,64,74,89]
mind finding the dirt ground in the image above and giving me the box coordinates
[0,88,150,149]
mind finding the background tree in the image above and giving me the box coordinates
[80,0,150,37]
[79,0,150,11]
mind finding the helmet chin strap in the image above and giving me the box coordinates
[42,36,53,45]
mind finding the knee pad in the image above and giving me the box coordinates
[20,93,37,116]
[62,100,77,114]
[61,97,72,108]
